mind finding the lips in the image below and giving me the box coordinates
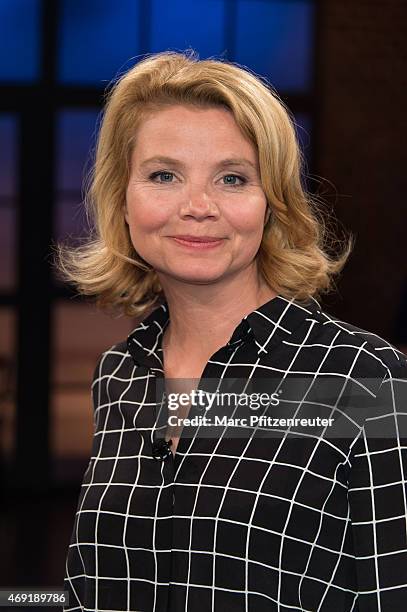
[169,236,225,250]
[171,235,223,242]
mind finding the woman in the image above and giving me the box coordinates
[57,50,407,612]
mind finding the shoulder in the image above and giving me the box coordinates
[296,306,407,433]
[90,339,133,391]
[311,306,407,380]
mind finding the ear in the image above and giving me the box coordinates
[264,207,272,225]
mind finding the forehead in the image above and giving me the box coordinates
[131,104,257,161]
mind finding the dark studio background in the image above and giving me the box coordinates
[0,0,406,608]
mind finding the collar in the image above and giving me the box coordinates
[126,293,322,372]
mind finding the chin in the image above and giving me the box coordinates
[161,268,227,285]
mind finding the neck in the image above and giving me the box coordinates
[158,266,277,360]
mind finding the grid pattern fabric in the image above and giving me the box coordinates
[63,294,407,611]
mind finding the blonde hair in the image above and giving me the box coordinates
[53,49,353,319]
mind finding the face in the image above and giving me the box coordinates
[124,104,270,289]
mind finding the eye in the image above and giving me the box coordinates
[222,174,247,187]
[149,171,175,183]
[148,170,247,187]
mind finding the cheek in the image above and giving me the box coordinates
[225,199,267,236]
[126,194,171,231]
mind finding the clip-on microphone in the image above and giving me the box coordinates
[152,437,173,461]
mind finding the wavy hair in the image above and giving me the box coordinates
[53,49,354,319]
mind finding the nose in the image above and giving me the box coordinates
[179,184,220,220]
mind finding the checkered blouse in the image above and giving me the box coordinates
[64,294,407,611]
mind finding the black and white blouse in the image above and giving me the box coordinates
[64,294,407,611]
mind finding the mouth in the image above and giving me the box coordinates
[168,236,225,250]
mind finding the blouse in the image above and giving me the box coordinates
[63,294,407,612]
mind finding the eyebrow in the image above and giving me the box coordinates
[139,156,257,171]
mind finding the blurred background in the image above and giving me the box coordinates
[0,0,406,606]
